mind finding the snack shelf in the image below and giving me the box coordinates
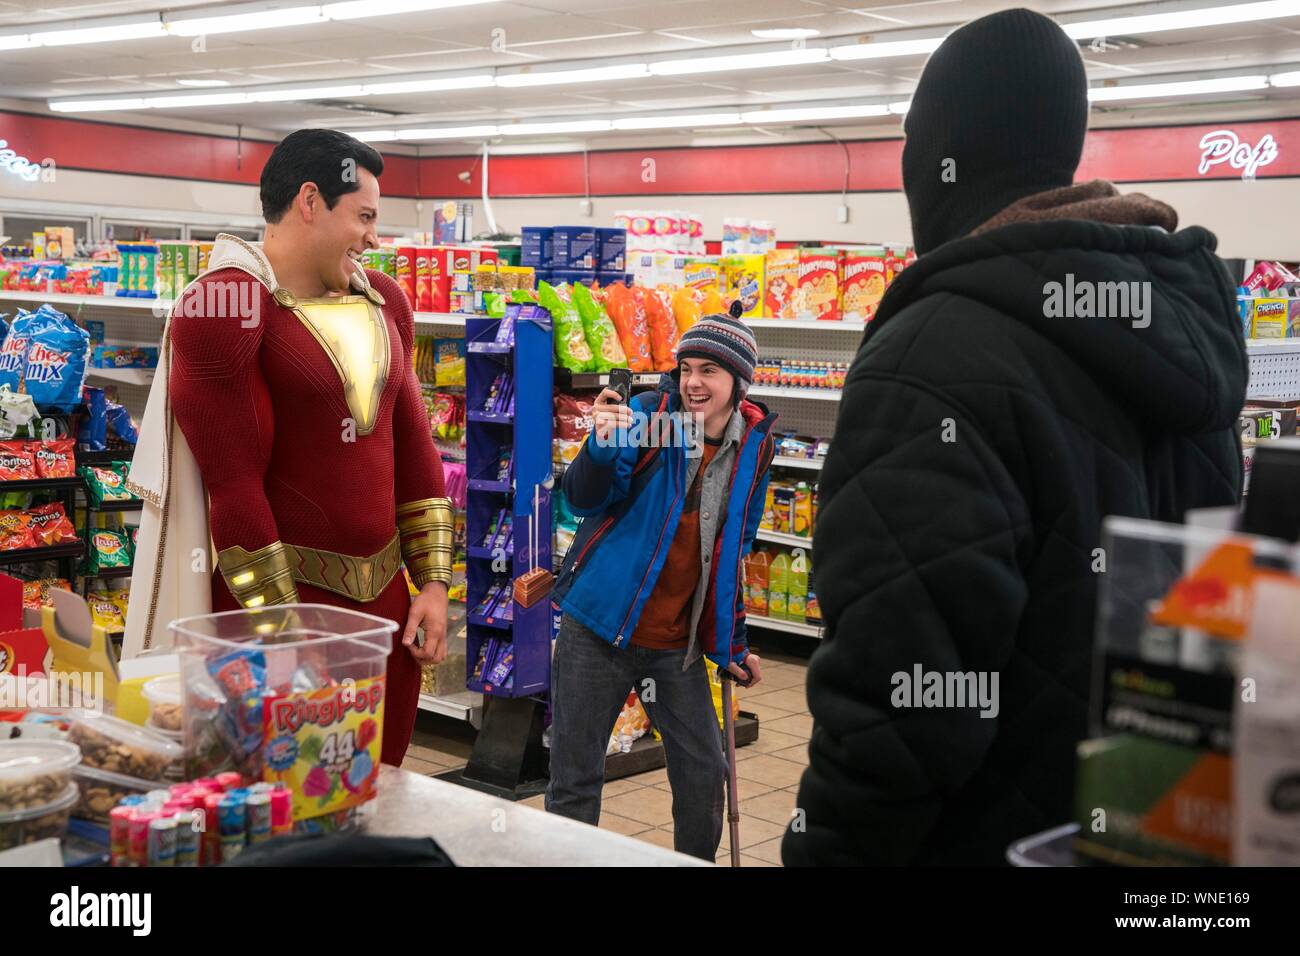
[77,448,135,466]
[468,612,512,631]
[0,477,84,493]
[556,369,662,391]
[747,385,842,402]
[745,318,867,331]
[467,410,514,424]
[414,312,470,327]
[83,566,133,580]
[468,341,512,354]
[85,498,143,513]
[417,691,480,722]
[1246,339,1300,350]
[0,540,84,565]
[772,455,823,471]
[467,478,511,493]
[746,614,822,638]
[87,367,155,386]
[756,529,813,549]
[0,290,162,311]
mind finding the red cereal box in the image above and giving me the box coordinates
[764,250,799,319]
[34,438,76,479]
[841,247,889,322]
[795,249,842,321]
[395,246,417,308]
[0,441,38,481]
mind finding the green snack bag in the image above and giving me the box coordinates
[86,528,131,573]
[538,282,595,373]
[112,462,139,501]
[80,465,131,507]
[570,282,626,375]
[484,292,506,319]
[510,289,538,304]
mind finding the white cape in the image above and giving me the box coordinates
[122,235,376,658]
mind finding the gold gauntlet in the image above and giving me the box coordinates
[397,497,454,589]
[218,540,300,608]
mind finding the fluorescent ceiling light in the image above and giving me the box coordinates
[830,37,944,61]
[888,100,911,115]
[1270,69,1300,87]
[397,125,501,139]
[499,120,614,136]
[362,75,494,95]
[1063,1,1300,40]
[324,0,500,18]
[49,98,148,113]
[612,112,743,130]
[33,21,167,46]
[497,63,650,87]
[1088,75,1269,102]
[176,78,231,87]
[650,48,828,76]
[166,6,325,36]
[248,85,368,102]
[142,92,253,108]
[741,104,890,123]
[751,28,820,39]
[0,35,36,50]
[352,130,399,142]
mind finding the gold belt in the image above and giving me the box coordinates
[284,534,402,604]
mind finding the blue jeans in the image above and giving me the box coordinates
[545,615,726,861]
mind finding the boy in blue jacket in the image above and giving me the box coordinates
[547,308,777,860]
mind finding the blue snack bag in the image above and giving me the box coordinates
[78,385,107,451]
[0,307,51,393]
[23,305,90,412]
[105,402,139,445]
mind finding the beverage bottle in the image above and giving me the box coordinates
[768,551,790,621]
[788,551,809,623]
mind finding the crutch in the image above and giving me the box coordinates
[719,667,742,867]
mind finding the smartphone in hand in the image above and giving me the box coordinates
[608,367,633,404]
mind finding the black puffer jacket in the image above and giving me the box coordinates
[781,219,1247,865]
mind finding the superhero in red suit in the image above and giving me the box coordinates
[166,130,451,766]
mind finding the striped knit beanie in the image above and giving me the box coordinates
[674,300,758,394]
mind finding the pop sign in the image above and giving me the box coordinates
[0,139,40,182]
[1197,129,1279,180]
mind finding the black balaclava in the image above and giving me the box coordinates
[902,8,1089,256]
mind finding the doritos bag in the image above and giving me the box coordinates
[26,502,76,546]
[0,440,37,481]
[34,438,76,478]
[603,283,653,373]
[23,306,90,412]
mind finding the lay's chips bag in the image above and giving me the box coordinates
[23,306,90,412]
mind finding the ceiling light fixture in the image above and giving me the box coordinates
[176,78,231,87]
[362,75,494,95]
[496,63,651,87]
[1088,74,1269,101]
[650,48,829,75]
[498,120,615,136]
[751,28,820,39]
[611,112,743,130]
[740,104,890,123]
[166,6,326,37]
[322,0,500,19]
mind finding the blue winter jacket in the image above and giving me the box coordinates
[554,375,777,667]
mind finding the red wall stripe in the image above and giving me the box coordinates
[3,108,1297,202]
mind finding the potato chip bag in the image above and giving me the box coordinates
[643,287,679,371]
[0,510,35,551]
[539,282,595,373]
[603,283,652,372]
[88,591,126,632]
[27,502,76,546]
[671,286,704,334]
[571,281,627,374]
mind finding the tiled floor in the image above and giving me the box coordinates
[402,650,811,867]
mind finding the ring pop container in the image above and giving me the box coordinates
[171,604,396,832]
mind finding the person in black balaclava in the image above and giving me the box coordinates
[783,8,1247,865]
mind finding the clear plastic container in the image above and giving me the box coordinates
[71,763,156,823]
[0,781,79,850]
[0,740,81,817]
[143,674,183,735]
[170,604,395,825]
[67,711,183,783]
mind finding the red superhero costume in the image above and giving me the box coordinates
[167,243,448,766]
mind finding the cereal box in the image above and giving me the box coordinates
[841,247,889,322]
[795,249,842,321]
[764,249,798,318]
[722,254,765,319]
[683,258,722,297]
[1252,298,1290,338]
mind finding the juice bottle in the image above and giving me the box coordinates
[746,549,770,617]
[788,550,809,622]
[768,551,790,621]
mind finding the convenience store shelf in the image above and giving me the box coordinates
[747,385,841,402]
[1246,339,1300,350]
[772,455,823,471]
[0,540,84,565]
[746,614,823,638]
[756,529,813,549]
[0,290,163,312]
[418,690,481,723]
[415,312,468,327]
[87,366,154,386]
[745,318,866,331]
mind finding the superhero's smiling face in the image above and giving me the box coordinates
[314,167,380,293]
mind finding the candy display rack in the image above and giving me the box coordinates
[443,305,553,799]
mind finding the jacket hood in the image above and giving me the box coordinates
[867,219,1249,434]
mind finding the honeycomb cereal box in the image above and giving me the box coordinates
[722,254,765,319]
[841,247,889,322]
[764,249,799,318]
[796,249,842,321]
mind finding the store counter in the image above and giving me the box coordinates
[366,765,710,867]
